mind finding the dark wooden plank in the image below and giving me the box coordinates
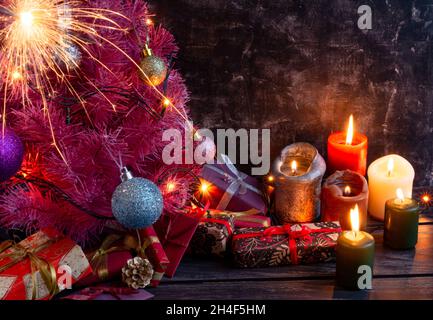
[162,224,433,283]
[150,276,433,300]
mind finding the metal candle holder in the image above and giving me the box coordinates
[272,142,326,223]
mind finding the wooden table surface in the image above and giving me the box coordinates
[149,188,433,300]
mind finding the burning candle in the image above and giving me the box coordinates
[272,142,326,223]
[384,188,420,250]
[367,154,415,221]
[327,115,368,176]
[336,205,375,290]
[321,170,368,230]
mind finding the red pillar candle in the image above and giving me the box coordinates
[327,115,368,176]
[321,170,368,230]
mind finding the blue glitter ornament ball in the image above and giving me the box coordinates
[0,129,24,182]
[111,168,164,229]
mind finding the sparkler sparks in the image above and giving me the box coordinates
[0,0,189,165]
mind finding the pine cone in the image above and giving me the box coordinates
[121,256,154,289]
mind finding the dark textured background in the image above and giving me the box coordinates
[148,0,433,186]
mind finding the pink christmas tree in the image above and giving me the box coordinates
[0,0,201,244]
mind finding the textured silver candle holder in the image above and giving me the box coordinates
[272,142,326,223]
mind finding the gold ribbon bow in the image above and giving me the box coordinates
[89,234,129,281]
[0,237,59,300]
[89,232,160,281]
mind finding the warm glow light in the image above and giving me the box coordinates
[146,18,153,26]
[345,114,354,145]
[344,185,351,196]
[350,204,360,233]
[163,98,171,107]
[422,194,431,203]
[387,157,394,177]
[19,11,34,28]
[291,160,297,174]
[396,188,405,202]
[166,182,176,193]
[200,182,210,194]
[267,175,274,182]
[12,71,22,81]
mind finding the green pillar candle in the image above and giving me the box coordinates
[384,191,420,250]
[336,230,375,290]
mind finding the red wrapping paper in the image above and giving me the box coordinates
[139,226,169,287]
[76,234,132,288]
[232,222,341,268]
[154,212,200,277]
[0,228,92,300]
[200,160,267,213]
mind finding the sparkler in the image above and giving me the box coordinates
[0,0,189,164]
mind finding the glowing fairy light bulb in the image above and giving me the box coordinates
[345,114,354,145]
[163,98,170,107]
[200,181,210,194]
[267,175,274,183]
[146,18,153,26]
[166,182,176,193]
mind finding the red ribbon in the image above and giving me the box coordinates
[233,224,341,265]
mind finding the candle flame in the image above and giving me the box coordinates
[387,157,394,177]
[350,204,360,233]
[344,185,351,196]
[396,188,405,202]
[345,114,354,145]
[291,160,297,174]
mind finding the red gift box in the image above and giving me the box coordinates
[154,211,200,277]
[139,226,169,287]
[76,234,133,288]
[232,222,341,268]
[0,228,92,300]
[188,211,234,257]
[200,155,267,213]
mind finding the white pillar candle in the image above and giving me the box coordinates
[367,154,415,220]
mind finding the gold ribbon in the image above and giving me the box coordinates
[89,234,130,281]
[0,237,59,300]
[209,209,269,226]
[89,233,160,280]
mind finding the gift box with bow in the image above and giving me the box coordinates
[232,222,341,268]
[200,154,267,214]
[0,228,92,300]
[188,208,235,257]
[76,234,133,288]
[78,227,169,288]
[138,227,169,287]
[154,211,200,277]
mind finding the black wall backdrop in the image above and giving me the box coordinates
[148,0,433,186]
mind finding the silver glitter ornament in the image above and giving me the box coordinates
[111,167,164,229]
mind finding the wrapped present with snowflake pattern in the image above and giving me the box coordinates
[232,222,341,268]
